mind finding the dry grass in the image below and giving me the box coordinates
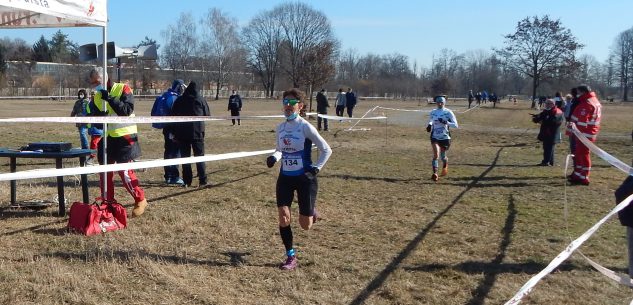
[0,97,631,305]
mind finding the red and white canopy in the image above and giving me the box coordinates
[0,0,107,28]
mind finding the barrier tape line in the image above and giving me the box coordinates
[563,154,633,287]
[570,124,632,175]
[348,106,380,131]
[376,106,428,112]
[506,125,633,304]
[317,114,387,121]
[0,149,275,182]
[0,115,287,124]
[505,193,633,305]
[459,103,481,113]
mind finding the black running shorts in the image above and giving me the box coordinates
[276,173,318,216]
[430,138,451,150]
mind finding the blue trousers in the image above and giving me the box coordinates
[163,129,181,180]
[78,126,89,149]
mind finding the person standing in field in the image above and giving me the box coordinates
[426,95,458,181]
[87,68,148,217]
[614,129,633,278]
[316,88,330,131]
[151,79,186,186]
[168,81,211,188]
[468,90,474,109]
[228,90,243,126]
[345,87,357,117]
[265,88,332,270]
[567,85,601,186]
[532,99,564,166]
[70,89,89,150]
[85,91,103,165]
[335,88,346,116]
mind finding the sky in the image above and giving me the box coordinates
[2,0,633,68]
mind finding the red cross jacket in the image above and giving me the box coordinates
[568,91,601,139]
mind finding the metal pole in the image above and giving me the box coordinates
[101,26,109,202]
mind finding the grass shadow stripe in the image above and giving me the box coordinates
[349,147,505,305]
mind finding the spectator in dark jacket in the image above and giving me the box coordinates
[316,89,330,131]
[532,99,563,166]
[345,87,357,117]
[70,89,89,149]
[227,90,242,126]
[168,81,211,187]
[615,129,633,278]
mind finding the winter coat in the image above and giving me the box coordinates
[316,92,329,113]
[168,82,210,141]
[533,107,563,143]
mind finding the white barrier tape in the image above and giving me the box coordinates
[563,154,633,288]
[0,149,275,182]
[376,106,429,112]
[348,106,380,131]
[458,104,480,113]
[0,115,287,124]
[505,193,633,305]
[317,114,386,121]
[570,124,633,175]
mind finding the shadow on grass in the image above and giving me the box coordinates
[147,171,268,204]
[449,176,557,182]
[349,146,506,305]
[0,218,67,237]
[465,194,517,305]
[43,249,281,268]
[456,163,613,169]
[325,173,419,183]
[403,260,585,274]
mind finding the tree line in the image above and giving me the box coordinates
[0,2,632,104]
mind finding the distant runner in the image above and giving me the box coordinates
[426,96,458,181]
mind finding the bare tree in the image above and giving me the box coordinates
[337,48,359,83]
[299,42,336,111]
[274,2,337,88]
[611,27,633,101]
[242,8,284,97]
[497,15,582,108]
[161,12,198,78]
[200,8,243,100]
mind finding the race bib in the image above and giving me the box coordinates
[432,125,445,138]
[282,154,303,172]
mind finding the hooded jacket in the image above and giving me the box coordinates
[168,82,210,141]
[568,91,601,139]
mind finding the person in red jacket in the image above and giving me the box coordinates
[567,85,601,185]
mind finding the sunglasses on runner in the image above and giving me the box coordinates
[282,98,300,106]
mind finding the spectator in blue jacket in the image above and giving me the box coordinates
[151,79,186,185]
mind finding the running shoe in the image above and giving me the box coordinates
[167,177,185,186]
[431,173,439,181]
[279,255,297,270]
[440,167,448,176]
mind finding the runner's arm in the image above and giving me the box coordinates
[304,123,332,170]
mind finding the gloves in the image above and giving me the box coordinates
[308,166,319,176]
[266,156,277,168]
[99,89,111,102]
[305,166,319,179]
[426,125,432,133]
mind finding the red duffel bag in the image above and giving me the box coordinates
[67,199,127,236]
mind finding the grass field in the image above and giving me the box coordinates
[0,96,631,305]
